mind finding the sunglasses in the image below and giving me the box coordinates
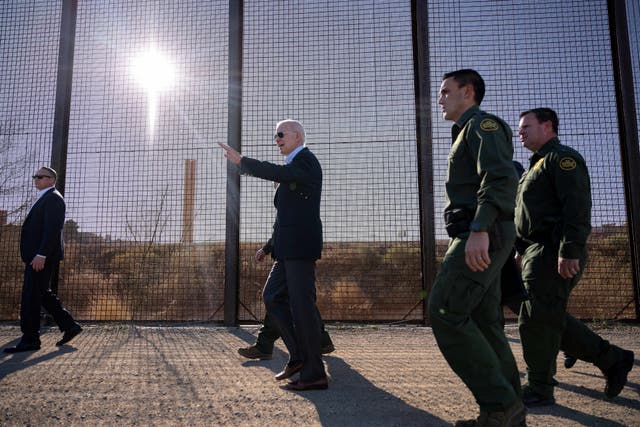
[32,175,53,179]
[273,131,293,140]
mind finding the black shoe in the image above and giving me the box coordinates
[522,388,555,407]
[564,353,577,369]
[56,324,82,346]
[455,400,527,427]
[604,350,634,398]
[321,342,335,355]
[237,345,273,360]
[3,342,41,353]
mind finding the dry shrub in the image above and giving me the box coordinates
[2,223,633,322]
[317,279,374,320]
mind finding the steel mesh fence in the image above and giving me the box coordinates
[630,0,640,155]
[428,0,634,319]
[0,0,638,322]
[239,0,422,322]
[60,1,229,321]
[0,2,62,320]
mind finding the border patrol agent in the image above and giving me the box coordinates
[516,108,634,406]
[430,69,526,427]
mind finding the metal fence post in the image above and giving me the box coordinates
[608,0,640,320]
[411,0,437,324]
[50,0,77,294]
[224,0,243,325]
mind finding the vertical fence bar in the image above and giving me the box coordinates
[51,0,77,193]
[411,0,437,324]
[608,0,640,320]
[224,0,243,325]
[50,0,77,294]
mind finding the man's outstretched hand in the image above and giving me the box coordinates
[217,142,242,165]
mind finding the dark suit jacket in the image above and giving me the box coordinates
[240,147,322,260]
[20,188,66,264]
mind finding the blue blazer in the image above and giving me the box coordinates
[241,147,323,261]
[20,188,66,263]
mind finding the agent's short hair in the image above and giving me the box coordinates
[40,166,57,181]
[442,69,485,104]
[520,108,559,133]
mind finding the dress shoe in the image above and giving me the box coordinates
[603,350,634,398]
[564,353,577,369]
[275,361,303,381]
[238,345,273,360]
[283,377,328,391]
[321,342,335,355]
[3,342,41,353]
[56,324,82,346]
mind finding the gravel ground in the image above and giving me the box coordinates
[0,322,638,426]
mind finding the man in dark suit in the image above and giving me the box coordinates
[237,235,334,360]
[218,119,328,390]
[4,166,82,353]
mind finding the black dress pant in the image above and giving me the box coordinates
[20,261,76,344]
[263,259,326,382]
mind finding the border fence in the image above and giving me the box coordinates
[1,0,639,324]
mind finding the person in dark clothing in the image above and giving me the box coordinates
[237,311,334,360]
[429,69,526,427]
[219,119,328,391]
[238,241,334,360]
[501,160,576,371]
[4,166,82,353]
[516,108,634,406]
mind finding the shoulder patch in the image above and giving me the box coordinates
[479,118,499,132]
[559,157,577,171]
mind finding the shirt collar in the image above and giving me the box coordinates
[285,145,306,164]
[535,137,560,156]
[454,105,480,129]
[36,186,55,199]
[452,105,480,140]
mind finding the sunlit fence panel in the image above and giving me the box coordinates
[238,0,423,322]
[0,3,62,320]
[61,1,229,321]
[428,0,635,319]
[0,1,638,322]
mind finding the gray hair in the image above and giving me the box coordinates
[277,119,306,143]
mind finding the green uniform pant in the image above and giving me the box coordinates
[255,312,332,353]
[428,222,521,412]
[519,241,624,398]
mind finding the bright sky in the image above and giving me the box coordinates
[1,0,639,243]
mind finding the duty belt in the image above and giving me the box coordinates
[444,208,512,239]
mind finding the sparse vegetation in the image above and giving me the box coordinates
[0,223,635,322]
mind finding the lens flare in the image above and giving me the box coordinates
[131,49,176,139]
[131,49,175,92]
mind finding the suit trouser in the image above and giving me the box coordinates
[263,259,326,382]
[519,241,624,397]
[256,312,333,353]
[20,261,76,344]
[428,222,521,412]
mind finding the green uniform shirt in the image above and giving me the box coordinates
[445,105,517,231]
[515,137,591,259]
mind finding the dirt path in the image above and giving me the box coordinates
[0,323,638,426]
